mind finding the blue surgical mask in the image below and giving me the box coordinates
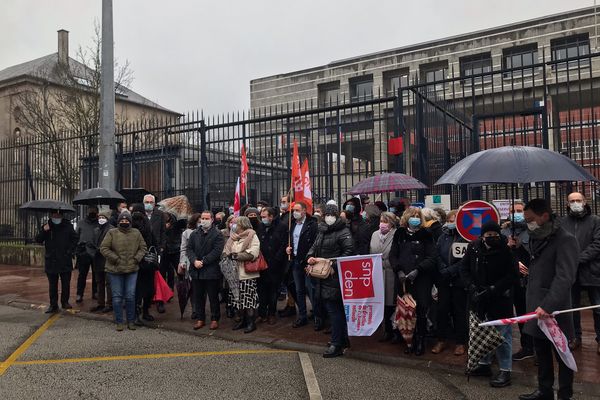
[389,207,397,213]
[144,203,154,212]
[262,218,271,226]
[408,217,421,228]
[512,212,525,223]
[446,223,456,230]
[51,218,62,225]
[345,204,355,213]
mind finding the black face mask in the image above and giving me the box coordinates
[119,222,130,229]
[484,236,502,248]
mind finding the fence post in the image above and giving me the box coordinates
[200,120,209,210]
[470,115,481,200]
[394,91,404,174]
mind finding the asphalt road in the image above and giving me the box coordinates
[0,305,598,400]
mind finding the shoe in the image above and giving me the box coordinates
[323,345,344,358]
[75,295,83,304]
[193,320,205,330]
[518,389,555,400]
[142,313,155,322]
[267,316,277,325]
[61,303,73,310]
[469,364,492,377]
[278,306,296,318]
[292,318,308,328]
[414,336,425,356]
[431,341,446,354]
[490,371,511,388]
[157,303,166,314]
[209,321,219,330]
[568,337,581,351]
[45,305,59,314]
[314,317,324,331]
[116,323,124,331]
[233,309,242,323]
[232,310,246,330]
[102,306,113,313]
[378,332,393,343]
[404,344,413,354]
[90,305,104,313]
[127,323,136,331]
[244,310,256,333]
[513,348,535,361]
[454,345,467,356]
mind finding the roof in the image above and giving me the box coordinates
[0,53,180,115]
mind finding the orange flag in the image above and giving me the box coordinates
[240,144,249,196]
[301,159,313,214]
[291,139,304,203]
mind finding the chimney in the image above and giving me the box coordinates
[57,29,69,65]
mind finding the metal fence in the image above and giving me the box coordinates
[1,50,599,242]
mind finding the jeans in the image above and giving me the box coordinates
[109,272,138,324]
[572,283,600,342]
[479,324,513,371]
[291,259,308,320]
[324,298,348,347]
[534,336,573,398]
[47,271,72,307]
[192,279,221,321]
[305,275,323,321]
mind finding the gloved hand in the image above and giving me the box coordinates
[397,271,406,282]
[406,269,419,282]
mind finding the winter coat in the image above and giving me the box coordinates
[460,237,519,320]
[187,226,225,280]
[370,228,397,306]
[288,216,318,264]
[436,226,467,287]
[425,220,443,243]
[76,216,100,258]
[100,227,147,274]
[35,219,78,274]
[257,218,287,277]
[147,208,167,252]
[501,221,530,289]
[348,217,366,253]
[307,218,355,301]
[560,205,600,287]
[165,217,186,255]
[94,223,114,272]
[179,228,194,266]
[230,233,261,281]
[356,218,379,255]
[389,227,437,276]
[524,219,579,339]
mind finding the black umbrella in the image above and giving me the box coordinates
[73,188,125,206]
[120,188,151,205]
[20,199,76,214]
[175,276,191,319]
[435,146,597,186]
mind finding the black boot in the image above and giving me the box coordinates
[490,370,511,388]
[518,390,554,400]
[226,306,234,319]
[232,309,246,330]
[414,335,425,356]
[244,309,256,333]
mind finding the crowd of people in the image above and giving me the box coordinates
[34,191,600,400]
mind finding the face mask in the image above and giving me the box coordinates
[325,216,336,226]
[446,223,456,230]
[527,221,539,232]
[280,203,289,211]
[144,203,154,212]
[119,222,130,229]
[379,223,391,235]
[293,211,302,220]
[98,218,107,225]
[345,204,355,213]
[569,202,584,213]
[51,218,62,225]
[313,212,321,218]
[484,236,502,248]
[229,207,234,214]
[389,207,397,213]
[262,218,271,226]
[361,211,367,221]
[408,217,421,228]
[512,212,525,223]
[230,224,237,233]
[198,220,211,230]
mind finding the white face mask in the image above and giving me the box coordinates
[98,218,107,225]
[293,211,302,220]
[569,202,584,213]
[200,220,212,230]
[527,221,540,231]
[325,216,336,226]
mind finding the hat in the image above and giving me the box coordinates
[99,210,111,219]
[244,207,259,217]
[481,221,501,235]
[365,204,382,219]
[326,199,337,206]
[118,212,132,223]
[324,204,339,216]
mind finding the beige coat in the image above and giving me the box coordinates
[370,228,397,306]
[228,234,261,280]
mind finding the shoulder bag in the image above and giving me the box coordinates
[243,252,268,273]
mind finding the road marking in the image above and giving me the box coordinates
[0,313,60,376]
[299,352,323,400]
[12,349,294,366]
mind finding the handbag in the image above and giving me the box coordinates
[306,257,333,279]
[243,252,268,273]
[141,246,159,271]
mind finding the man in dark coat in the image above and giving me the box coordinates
[519,199,579,400]
[461,220,519,387]
[75,206,100,303]
[355,204,381,255]
[285,201,318,328]
[35,211,78,313]
[187,211,225,330]
[560,192,600,354]
[257,207,287,324]
[144,194,167,313]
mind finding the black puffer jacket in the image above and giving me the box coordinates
[389,227,437,275]
[307,218,355,301]
[187,226,225,280]
[560,205,600,287]
[35,219,78,274]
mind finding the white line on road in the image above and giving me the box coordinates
[298,352,323,400]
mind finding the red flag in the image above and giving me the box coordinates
[291,139,303,203]
[388,136,403,155]
[301,159,313,214]
[233,177,241,217]
[240,144,249,196]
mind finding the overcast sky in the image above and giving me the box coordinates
[1,0,597,115]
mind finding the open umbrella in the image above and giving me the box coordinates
[153,271,174,304]
[392,283,417,351]
[20,199,76,214]
[175,276,191,319]
[73,187,125,206]
[466,312,505,375]
[158,195,193,220]
[346,173,427,195]
[120,188,151,204]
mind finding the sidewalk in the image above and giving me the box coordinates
[1,264,598,387]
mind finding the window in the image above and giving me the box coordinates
[383,69,409,96]
[460,52,492,84]
[420,61,448,94]
[350,75,373,103]
[503,44,538,77]
[551,33,590,70]
[318,81,340,107]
